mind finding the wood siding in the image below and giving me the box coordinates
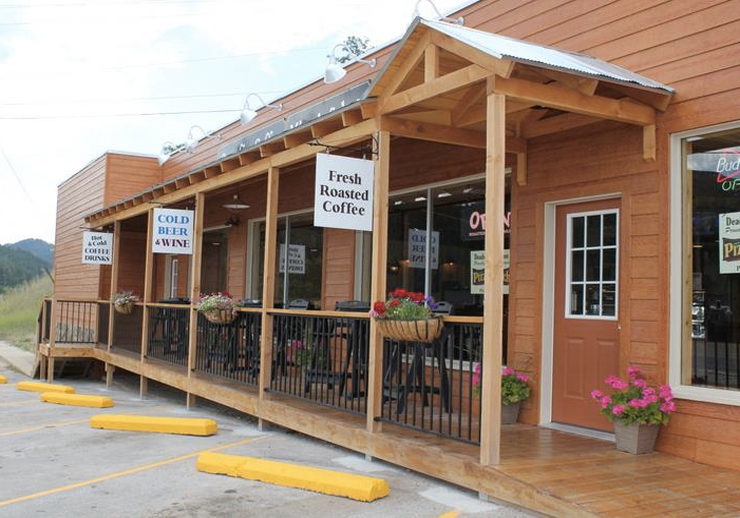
[103,153,161,206]
[321,228,356,310]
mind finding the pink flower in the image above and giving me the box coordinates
[660,401,676,413]
[629,398,643,408]
[612,404,625,415]
[627,365,641,379]
[658,385,673,400]
[502,367,515,376]
[517,373,530,383]
[590,390,604,400]
[599,396,612,409]
[632,379,648,388]
[607,377,628,390]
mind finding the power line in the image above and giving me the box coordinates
[0,90,287,107]
[0,108,243,120]
[0,146,33,203]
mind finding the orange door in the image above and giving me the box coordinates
[552,199,621,431]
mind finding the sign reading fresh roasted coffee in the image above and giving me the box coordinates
[719,211,740,274]
[314,153,374,231]
[152,208,194,255]
[82,231,113,265]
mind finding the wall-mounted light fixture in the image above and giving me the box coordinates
[323,44,377,84]
[413,0,464,24]
[184,125,222,154]
[157,141,178,166]
[240,93,283,125]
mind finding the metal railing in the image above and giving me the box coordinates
[692,337,740,389]
[96,301,110,348]
[55,300,98,344]
[111,304,144,354]
[147,304,190,367]
[193,310,261,386]
[270,312,370,415]
[380,318,483,444]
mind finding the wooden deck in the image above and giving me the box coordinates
[39,347,740,517]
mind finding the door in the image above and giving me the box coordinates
[552,199,620,431]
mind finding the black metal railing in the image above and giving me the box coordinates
[111,304,144,354]
[270,312,370,415]
[381,319,483,444]
[692,337,740,389]
[147,304,190,366]
[96,301,110,348]
[55,300,98,344]
[194,310,261,386]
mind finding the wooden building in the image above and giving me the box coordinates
[41,1,740,514]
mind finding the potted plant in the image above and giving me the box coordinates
[473,365,531,424]
[112,290,140,315]
[591,366,676,454]
[196,292,238,325]
[370,288,442,343]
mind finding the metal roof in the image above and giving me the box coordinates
[417,19,673,93]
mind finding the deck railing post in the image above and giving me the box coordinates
[479,86,505,467]
[187,192,205,407]
[106,220,121,385]
[367,129,390,433]
[139,207,155,398]
[47,297,58,382]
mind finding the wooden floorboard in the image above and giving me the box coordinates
[56,348,740,517]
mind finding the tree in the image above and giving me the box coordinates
[336,35,370,64]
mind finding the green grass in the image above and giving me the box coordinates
[0,275,53,351]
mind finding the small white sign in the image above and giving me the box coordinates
[152,208,194,255]
[82,231,113,265]
[408,229,439,270]
[314,153,374,231]
[719,211,740,274]
[279,244,306,274]
[470,249,510,294]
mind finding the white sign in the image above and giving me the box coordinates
[279,244,306,274]
[314,153,374,231]
[152,208,194,255]
[408,229,439,269]
[82,231,113,265]
[719,211,740,274]
[470,249,510,294]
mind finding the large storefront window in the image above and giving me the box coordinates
[387,178,511,317]
[679,125,740,393]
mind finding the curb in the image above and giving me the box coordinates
[197,451,390,502]
[17,381,75,394]
[41,392,114,408]
[90,414,218,436]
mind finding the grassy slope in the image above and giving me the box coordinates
[0,276,53,351]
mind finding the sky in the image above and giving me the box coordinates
[0,0,468,245]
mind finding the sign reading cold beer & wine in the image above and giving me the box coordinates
[719,211,740,274]
[82,231,113,265]
[152,208,194,255]
[313,153,374,231]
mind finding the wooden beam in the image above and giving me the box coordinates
[451,82,486,126]
[538,69,598,96]
[520,112,601,139]
[493,76,656,126]
[341,108,365,127]
[517,151,527,186]
[238,152,260,167]
[424,44,439,82]
[480,83,505,467]
[187,192,205,380]
[429,30,514,79]
[311,119,344,138]
[283,132,312,149]
[219,158,241,173]
[643,124,656,161]
[380,31,431,98]
[367,130,390,433]
[258,167,280,402]
[259,141,286,158]
[603,82,673,111]
[139,208,155,398]
[381,64,493,115]
[107,221,121,354]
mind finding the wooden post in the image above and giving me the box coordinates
[366,130,390,433]
[106,221,122,386]
[258,167,279,411]
[47,297,57,382]
[139,208,155,398]
[479,84,506,467]
[187,193,205,407]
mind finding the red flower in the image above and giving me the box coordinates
[389,299,401,308]
[373,301,386,315]
[390,288,409,298]
[408,291,424,303]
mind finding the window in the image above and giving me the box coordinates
[565,210,618,319]
[672,123,740,401]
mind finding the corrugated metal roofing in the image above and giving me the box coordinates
[422,19,673,93]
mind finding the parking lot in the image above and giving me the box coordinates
[0,356,538,518]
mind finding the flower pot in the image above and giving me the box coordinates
[613,421,660,454]
[114,303,133,315]
[203,309,236,325]
[375,317,443,343]
[501,401,520,424]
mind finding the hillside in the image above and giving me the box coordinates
[8,238,54,264]
[0,275,52,351]
[0,244,50,292]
